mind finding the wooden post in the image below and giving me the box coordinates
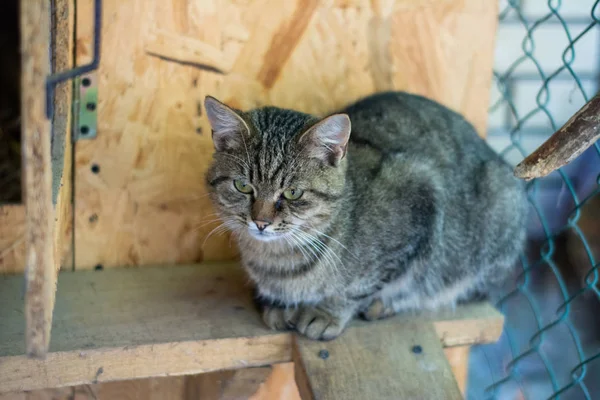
[21,0,56,357]
[514,93,600,180]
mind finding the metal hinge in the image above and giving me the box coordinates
[46,0,102,141]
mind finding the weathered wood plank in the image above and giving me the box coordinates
[0,263,502,393]
[293,321,462,400]
[21,0,56,358]
[0,335,292,394]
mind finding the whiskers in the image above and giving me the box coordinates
[286,225,350,278]
[201,217,243,248]
[305,225,358,260]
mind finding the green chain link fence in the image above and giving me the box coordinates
[470,1,600,399]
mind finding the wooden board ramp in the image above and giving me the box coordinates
[294,323,462,400]
[0,263,503,396]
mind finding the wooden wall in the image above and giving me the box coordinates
[0,0,498,272]
[73,0,498,270]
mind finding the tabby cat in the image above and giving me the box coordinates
[205,92,527,341]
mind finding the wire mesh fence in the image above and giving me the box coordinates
[469,1,600,399]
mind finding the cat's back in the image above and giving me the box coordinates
[343,91,495,166]
[340,93,527,282]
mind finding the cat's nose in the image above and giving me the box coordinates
[254,220,271,232]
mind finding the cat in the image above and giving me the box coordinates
[204,91,528,341]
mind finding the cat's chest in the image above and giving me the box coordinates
[240,250,338,304]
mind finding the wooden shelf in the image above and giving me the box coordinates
[0,263,503,394]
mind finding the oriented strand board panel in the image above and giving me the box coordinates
[0,263,502,392]
[73,0,498,269]
[0,205,26,274]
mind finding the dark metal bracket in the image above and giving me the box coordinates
[46,0,102,119]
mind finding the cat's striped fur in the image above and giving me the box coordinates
[205,92,527,340]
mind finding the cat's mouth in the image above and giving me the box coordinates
[247,229,287,242]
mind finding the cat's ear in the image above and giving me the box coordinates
[299,114,351,166]
[204,96,250,152]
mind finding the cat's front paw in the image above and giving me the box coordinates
[262,305,297,332]
[295,307,347,341]
[359,298,396,321]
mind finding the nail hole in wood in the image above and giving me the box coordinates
[318,349,329,360]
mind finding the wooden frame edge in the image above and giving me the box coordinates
[21,0,56,358]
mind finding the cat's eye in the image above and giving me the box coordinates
[282,188,304,200]
[233,179,253,194]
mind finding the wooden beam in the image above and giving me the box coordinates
[21,0,57,358]
[0,335,292,394]
[0,263,503,393]
[293,322,462,400]
[514,93,600,180]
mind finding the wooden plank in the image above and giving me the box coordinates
[21,0,57,357]
[73,0,498,269]
[293,321,462,400]
[0,205,26,273]
[0,335,292,394]
[432,302,504,347]
[2,367,291,400]
[0,263,502,393]
[51,0,75,272]
[271,349,471,400]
